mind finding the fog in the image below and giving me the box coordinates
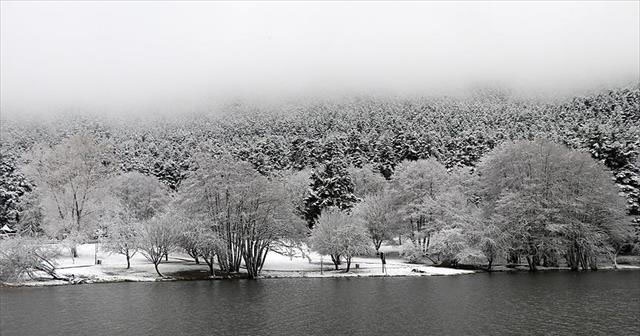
[1,1,639,116]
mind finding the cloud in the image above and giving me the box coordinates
[1,1,638,115]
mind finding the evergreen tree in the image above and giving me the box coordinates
[303,159,358,228]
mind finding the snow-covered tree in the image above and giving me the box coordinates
[354,192,397,251]
[477,140,631,271]
[181,154,305,278]
[108,172,170,222]
[100,172,169,268]
[348,165,387,199]
[468,223,507,271]
[282,169,313,220]
[180,155,255,273]
[102,215,140,269]
[429,228,468,267]
[24,136,114,256]
[309,207,372,271]
[0,147,33,228]
[303,159,358,228]
[0,237,64,282]
[138,213,180,277]
[195,226,224,276]
[14,192,45,237]
[391,159,454,252]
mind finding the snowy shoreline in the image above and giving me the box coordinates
[1,243,475,287]
[2,268,475,288]
[5,243,638,288]
[7,265,639,288]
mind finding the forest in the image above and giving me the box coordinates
[1,85,639,280]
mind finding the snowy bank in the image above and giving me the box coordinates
[3,243,474,287]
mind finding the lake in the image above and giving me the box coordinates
[1,271,639,335]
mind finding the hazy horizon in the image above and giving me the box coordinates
[1,1,639,117]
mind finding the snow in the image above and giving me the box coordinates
[6,243,474,286]
[260,252,474,278]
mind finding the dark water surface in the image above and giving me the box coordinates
[1,271,639,335]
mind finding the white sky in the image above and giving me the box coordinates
[1,1,639,115]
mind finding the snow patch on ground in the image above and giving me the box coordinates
[260,252,474,278]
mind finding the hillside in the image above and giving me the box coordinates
[1,86,639,229]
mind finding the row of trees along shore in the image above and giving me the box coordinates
[1,85,638,280]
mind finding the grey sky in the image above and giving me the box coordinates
[1,1,639,115]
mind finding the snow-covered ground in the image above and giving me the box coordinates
[7,243,474,286]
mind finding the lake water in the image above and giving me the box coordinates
[1,271,639,335]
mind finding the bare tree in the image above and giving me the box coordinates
[181,156,306,278]
[0,237,65,282]
[177,218,205,264]
[180,155,252,273]
[197,229,223,276]
[354,191,397,251]
[138,214,179,277]
[605,223,635,269]
[471,223,507,271]
[24,136,113,257]
[102,214,140,269]
[108,172,170,222]
[239,178,306,278]
[102,172,169,268]
[391,159,456,253]
[309,207,372,271]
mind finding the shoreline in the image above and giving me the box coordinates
[4,263,639,289]
[2,268,476,288]
[3,243,638,288]
[1,264,478,288]
[0,243,474,287]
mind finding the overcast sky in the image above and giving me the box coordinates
[1,1,639,115]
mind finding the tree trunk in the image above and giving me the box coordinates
[258,248,269,274]
[154,262,163,277]
[71,246,78,258]
[373,238,382,252]
[208,260,214,276]
[126,254,131,269]
[194,255,199,264]
[216,254,229,273]
[165,253,169,262]
[526,256,537,272]
[507,250,519,265]
[579,251,589,271]
[330,254,341,270]
[345,257,352,272]
[566,244,580,271]
[533,254,541,266]
[589,255,598,271]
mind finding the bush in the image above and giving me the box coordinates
[400,240,423,263]
[430,228,468,266]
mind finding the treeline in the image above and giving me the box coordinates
[0,136,634,282]
[0,85,638,278]
[2,86,638,229]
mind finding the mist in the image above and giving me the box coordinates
[1,1,638,117]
